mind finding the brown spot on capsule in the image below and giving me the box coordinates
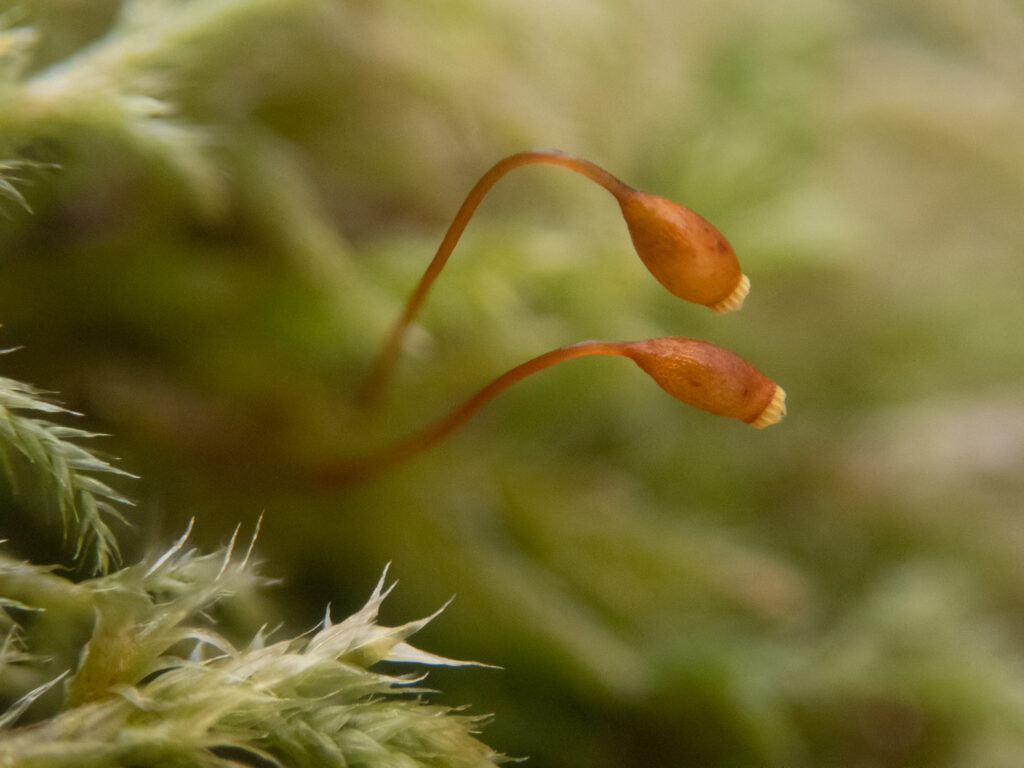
[615,190,748,312]
[622,337,785,427]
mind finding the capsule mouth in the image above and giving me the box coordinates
[708,274,750,314]
[751,385,786,429]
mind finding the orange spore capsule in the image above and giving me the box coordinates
[615,190,749,313]
[622,337,785,427]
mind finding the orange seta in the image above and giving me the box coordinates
[317,337,784,487]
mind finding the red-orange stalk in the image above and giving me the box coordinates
[318,337,784,487]
[358,151,632,406]
[323,339,625,485]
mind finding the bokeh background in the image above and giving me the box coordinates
[3,0,1024,765]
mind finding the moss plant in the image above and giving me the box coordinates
[7,3,1024,766]
[1,6,799,765]
[0,371,133,573]
[0,416,508,766]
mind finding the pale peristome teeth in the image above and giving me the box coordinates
[708,273,750,314]
[752,385,787,429]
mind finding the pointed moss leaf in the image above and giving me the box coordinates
[0,375,133,572]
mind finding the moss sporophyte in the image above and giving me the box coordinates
[321,151,785,485]
[359,150,752,405]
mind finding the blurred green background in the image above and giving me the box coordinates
[3,0,1024,765]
